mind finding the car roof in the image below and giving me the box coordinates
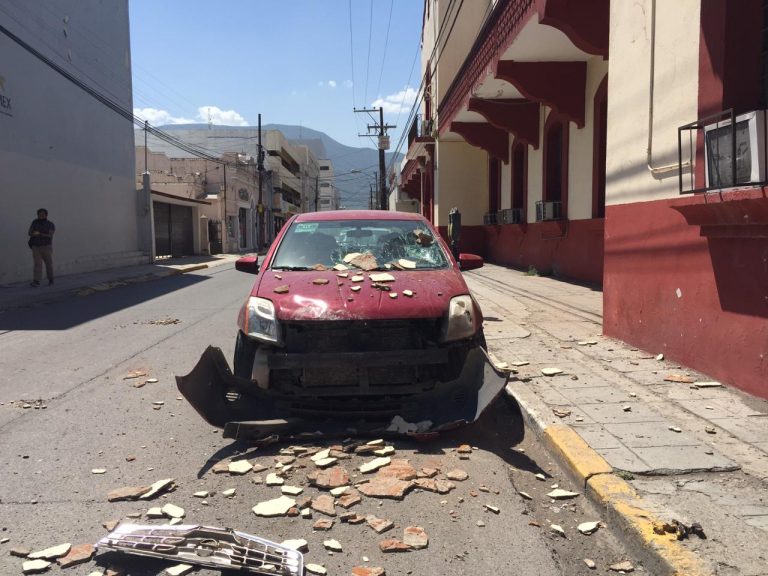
[293,210,427,223]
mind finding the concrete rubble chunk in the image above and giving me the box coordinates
[165,564,193,576]
[484,504,500,514]
[311,448,331,462]
[414,478,437,492]
[314,457,337,468]
[305,564,327,575]
[476,520,486,527]
[311,494,337,516]
[366,515,394,534]
[357,476,414,500]
[313,278,329,285]
[584,558,596,569]
[193,491,209,498]
[281,485,304,496]
[102,520,119,531]
[541,367,564,376]
[28,543,71,560]
[359,457,391,474]
[519,491,533,500]
[457,444,472,454]
[146,507,164,518]
[313,519,334,531]
[445,469,469,481]
[403,526,428,549]
[107,485,151,502]
[91,468,107,474]
[22,559,51,574]
[656,353,664,361]
[420,468,439,478]
[669,426,682,433]
[435,479,456,494]
[352,567,386,576]
[609,561,635,572]
[578,521,600,535]
[370,272,395,282]
[308,466,350,489]
[273,285,289,294]
[547,489,579,500]
[161,503,185,519]
[323,539,342,552]
[228,460,253,475]
[373,446,395,457]
[265,473,284,486]
[11,547,32,557]
[252,495,296,517]
[550,524,566,537]
[280,539,309,553]
[379,539,410,553]
[329,486,348,497]
[664,374,695,383]
[337,492,362,509]
[140,478,176,500]
[221,488,236,498]
[376,459,417,480]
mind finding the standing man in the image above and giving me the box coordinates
[28,208,55,287]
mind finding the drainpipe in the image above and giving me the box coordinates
[647,0,693,176]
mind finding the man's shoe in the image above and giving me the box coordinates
[30,281,40,287]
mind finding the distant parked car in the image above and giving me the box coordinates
[177,210,508,440]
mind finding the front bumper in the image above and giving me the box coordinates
[176,345,509,440]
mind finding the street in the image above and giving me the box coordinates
[0,264,634,576]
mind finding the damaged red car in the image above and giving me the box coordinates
[177,210,508,440]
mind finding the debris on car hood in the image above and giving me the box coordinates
[96,524,303,575]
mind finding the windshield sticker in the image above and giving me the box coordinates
[294,223,319,234]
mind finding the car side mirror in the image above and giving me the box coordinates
[235,255,260,274]
[458,253,483,271]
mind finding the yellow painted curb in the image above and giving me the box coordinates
[588,474,712,576]
[178,264,209,274]
[542,424,613,485]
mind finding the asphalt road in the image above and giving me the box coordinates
[0,264,632,575]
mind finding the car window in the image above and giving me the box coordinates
[271,219,449,270]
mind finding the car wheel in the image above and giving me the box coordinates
[233,330,258,379]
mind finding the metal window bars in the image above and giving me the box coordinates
[678,108,768,194]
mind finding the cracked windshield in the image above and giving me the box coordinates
[272,220,447,271]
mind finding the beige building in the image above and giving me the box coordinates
[317,159,340,211]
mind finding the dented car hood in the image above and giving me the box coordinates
[256,268,469,321]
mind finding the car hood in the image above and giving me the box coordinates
[254,269,467,321]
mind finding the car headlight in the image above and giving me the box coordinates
[239,296,282,345]
[441,295,480,342]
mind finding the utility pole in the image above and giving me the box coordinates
[355,107,395,210]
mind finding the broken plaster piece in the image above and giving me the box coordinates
[370,272,395,283]
[541,367,563,376]
[252,496,296,517]
[359,457,391,474]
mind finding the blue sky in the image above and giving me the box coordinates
[129,1,424,153]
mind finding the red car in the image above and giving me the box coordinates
[177,210,508,440]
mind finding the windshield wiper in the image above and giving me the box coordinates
[271,266,312,271]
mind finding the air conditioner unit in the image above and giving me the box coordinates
[536,201,562,222]
[704,110,767,188]
[421,119,434,137]
[499,208,524,224]
[483,212,498,225]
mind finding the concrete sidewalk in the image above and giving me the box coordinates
[467,265,768,576]
[0,253,243,312]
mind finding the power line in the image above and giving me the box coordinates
[364,0,374,105]
[375,0,394,100]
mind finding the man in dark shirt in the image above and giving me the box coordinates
[28,208,55,287]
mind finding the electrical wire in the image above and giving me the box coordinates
[375,0,394,101]
[364,0,374,106]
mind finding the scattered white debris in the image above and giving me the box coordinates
[228,460,253,475]
[323,539,342,552]
[541,367,563,376]
[578,521,600,535]
[359,457,391,474]
[281,539,309,553]
[91,469,107,474]
[305,564,327,575]
[547,489,580,500]
[252,496,296,517]
[669,426,682,433]
[22,559,51,574]
[370,272,395,283]
[221,488,236,498]
[535,473,546,481]
[550,524,566,537]
[518,491,533,500]
[193,491,209,498]
[311,449,331,462]
[161,503,185,519]
[281,486,304,496]
[330,486,349,497]
[265,473,284,486]
[165,564,193,576]
[656,353,664,361]
[28,543,71,560]
[373,446,395,457]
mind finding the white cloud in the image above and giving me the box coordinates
[133,107,194,125]
[344,80,353,89]
[328,80,337,88]
[198,106,248,126]
[134,105,249,126]
[372,87,418,115]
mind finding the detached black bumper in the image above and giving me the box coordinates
[176,345,509,440]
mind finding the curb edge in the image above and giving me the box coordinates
[504,383,712,576]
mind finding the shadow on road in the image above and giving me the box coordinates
[0,273,208,331]
[195,393,550,480]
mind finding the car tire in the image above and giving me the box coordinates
[234,330,258,379]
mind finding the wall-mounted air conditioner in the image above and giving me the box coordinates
[704,110,767,189]
[498,208,524,224]
[536,201,562,222]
